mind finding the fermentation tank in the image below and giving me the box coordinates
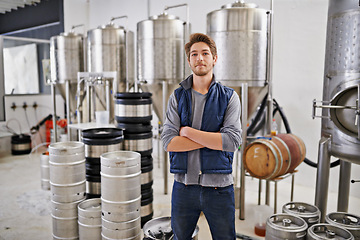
[50,31,84,124]
[314,0,360,221]
[207,1,270,119]
[87,21,134,122]
[207,1,273,220]
[137,12,187,122]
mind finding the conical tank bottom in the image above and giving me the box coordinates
[56,82,80,123]
[231,86,268,122]
[139,82,180,122]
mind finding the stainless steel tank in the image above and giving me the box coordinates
[207,1,270,119]
[50,31,84,123]
[137,12,187,122]
[314,0,360,221]
[87,22,134,121]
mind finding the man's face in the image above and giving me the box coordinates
[188,42,217,77]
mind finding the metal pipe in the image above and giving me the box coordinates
[51,83,57,143]
[315,137,331,222]
[106,79,110,113]
[162,80,168,195]
[357,84,360,139]
[239,82,248,220]
[164,4,189,37]
[86,80,91,122]
[265,180,270,205]
[258,179,262,205]
[337,160,351,212]
[65,80,71,140]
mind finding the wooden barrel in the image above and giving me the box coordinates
[243,133,305,180]
[243,138,288,180]
[276,134,306,173]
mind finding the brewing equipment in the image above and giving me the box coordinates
[78,198,102,240]
[307,224,354,240]
[100,151,141,240]
[137,4,190,194]
[282,202,321,229]
[50,27,85,140]
[313,0,360,220]
[207,1,273,219]
[265,213,308,240]
[85,16,135,123]
[49,141,86,239]
[325,212,360,239]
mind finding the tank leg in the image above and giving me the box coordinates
[337,160,351,212]
[315,137,331,222]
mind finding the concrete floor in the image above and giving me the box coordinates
[0,146,359,240]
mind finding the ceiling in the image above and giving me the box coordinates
[0,0,41,14]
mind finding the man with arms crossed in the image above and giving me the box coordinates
[161,33,242,240]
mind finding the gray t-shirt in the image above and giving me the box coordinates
[161,76,242,187]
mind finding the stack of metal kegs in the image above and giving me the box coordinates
[78,198,102,240]
[114,92,154,227]
[49,141,86,239]
[81,128,124,199]
[100,151,142,240]
[265,201,358,239]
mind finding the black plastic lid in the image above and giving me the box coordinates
[116,122,152,133]
[11,134,31,143]
[82,135,124,145]
[82,128,123,139]
[124,132,153,140]
[115,92,152,99]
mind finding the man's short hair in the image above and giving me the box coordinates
[185,33,217,60]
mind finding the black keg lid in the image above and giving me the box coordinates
[115,92,152,99]
[11,134,31,143]
[82,128,123,139]
[124,131,153,140]
[82,135,124,145]
[116,122,152,134]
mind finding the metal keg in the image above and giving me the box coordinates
[82,128,124,198]
[49,141,86,203]
[101,197,141,223]
[325,212,360,239]
[265,213,308,240]
[102,217,141,239]
[123,132,153,156]
[100,151,141,239]
[141,163,153,191]
[307,223,354,240]
[78,198,101,240]
[51,198,84,239]
[40,152,50,190]
[114,92,152,123]
[282,202,321,228]
[11,134,31,155]
[142,216,199,240]
[141,188,154,228]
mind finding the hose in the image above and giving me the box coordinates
[246,97,340,168]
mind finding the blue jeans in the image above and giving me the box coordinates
[171,181,236,240]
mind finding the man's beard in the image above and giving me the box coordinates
[191,64,212,76]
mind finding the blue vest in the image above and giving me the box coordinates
[169,79,234,174]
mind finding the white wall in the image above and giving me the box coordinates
[63,0,360,201]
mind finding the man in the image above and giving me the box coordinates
[161,33,242,240]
